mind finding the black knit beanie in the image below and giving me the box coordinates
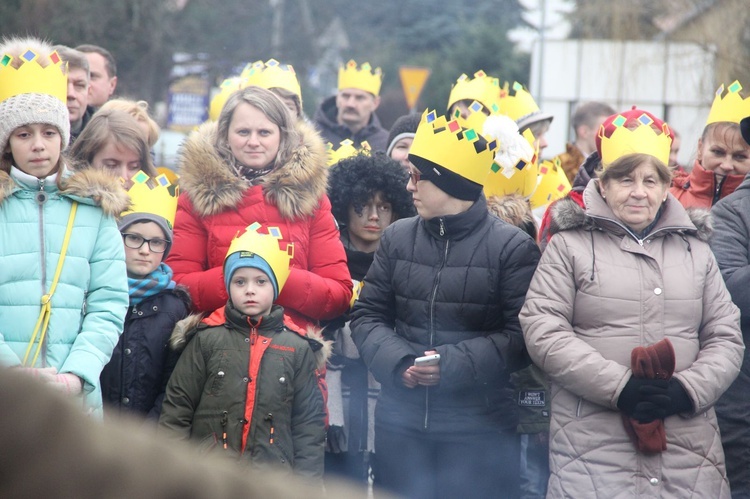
[386,113,422,156]
[408,154,483,201]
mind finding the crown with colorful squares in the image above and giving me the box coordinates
[447,70,502,113]
[496,81,542,123]
[408,109,499,186]
[706,80,750,125]
[530,157,571,209]
[0,47,67,105]
[120,171,179,229]
[596,107,673,167]
[225,222,295,292]
[209,76,243,121]
[241,59,302,100]
[326,139,371,166]
[338,60,382,96]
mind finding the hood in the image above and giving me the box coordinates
[571,152,601,191]
[551,180,712,242]
[0,167,130,216]
[178,120,328,220]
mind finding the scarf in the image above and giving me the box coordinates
[128,263,176,305]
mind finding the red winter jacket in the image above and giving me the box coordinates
[670,160,744,209]
[166,121,352,332]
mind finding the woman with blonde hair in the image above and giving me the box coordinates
[99,98,160,148]
[69,108,158,188]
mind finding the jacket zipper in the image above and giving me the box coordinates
[220,410,229,449]
[37,178,48,365]
[425,230,449,430]
[588,214,693,248]
[712,175,726,206]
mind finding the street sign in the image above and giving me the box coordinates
[399,66,431,111]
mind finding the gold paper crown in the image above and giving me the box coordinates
[326,139,371,166]
[225,222,295,292]
[447,70,502,113]
[240,59,302,99]
[338,60,382,96]
[409,109,498,186]
[497,81,540,123]
[209,76,242,121]
[0,48,67,104]
[484,128,539,198]
[530,157,571,209]
[598,114,672,167]
[120,171,180,229]
[706,81,750,125]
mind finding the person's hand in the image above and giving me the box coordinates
[48,373,83,396]
[640,378,693,417]
[617,376,668,416]
[407,350,440,387]
[401,369,418,388]
[326,425,347,454]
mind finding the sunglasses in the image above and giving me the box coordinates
[408,168,422,184]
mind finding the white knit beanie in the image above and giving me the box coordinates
[0,93,70,150]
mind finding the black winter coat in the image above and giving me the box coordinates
[710,175,750,497]
[312,96,388,152]
[101,287,191,419]
[350,195,541,434]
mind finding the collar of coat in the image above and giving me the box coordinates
[423,193,489,241]
[168,304,332,370]
[177,120,328,220]
[0,166,130,216]
[550,179,712,242]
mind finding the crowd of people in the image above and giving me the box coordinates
[2,33,750,499]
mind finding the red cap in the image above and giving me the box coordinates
[595,106,674,158]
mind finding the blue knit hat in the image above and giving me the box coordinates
[223,251,280,299]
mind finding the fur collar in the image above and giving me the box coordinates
[550,184,712,242]
[0,167,129,216]
[178,120,328,220]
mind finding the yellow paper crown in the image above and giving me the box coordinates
[209,76,243,121]
[706,81,750,125]
[225,222,295,292]
[240,59,302,100]
[484,128,540,198]
[0,48,67,104]
[409,109,498,186]
[447,70,502,113]
[530,157,572,209]
[338,60,382,96]
[326,139,371,166]
[120,171,180,229]
[497,81,540,123]
[598,114,673,167]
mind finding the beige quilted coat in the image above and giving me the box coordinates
[520,180,744,498]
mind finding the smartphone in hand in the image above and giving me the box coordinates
[414,353,440,366]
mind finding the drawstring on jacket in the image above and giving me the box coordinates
[679,233,692,252]
[589,230,596,281]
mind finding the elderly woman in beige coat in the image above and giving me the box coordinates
[520,140,743,496]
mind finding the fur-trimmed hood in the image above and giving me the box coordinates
[177,120,329,220]
[0,167,129,216]
[550,179,712,242]
[169,309,332,370]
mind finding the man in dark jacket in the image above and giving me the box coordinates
[313,60,388,151]
[351,110,541,499]
[709,115,750,499]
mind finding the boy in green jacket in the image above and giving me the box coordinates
[159,223,328,481]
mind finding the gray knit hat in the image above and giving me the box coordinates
[0,37,70,150]
[0,93,70,150]
[118,213,174,259]
[386,113,421,156]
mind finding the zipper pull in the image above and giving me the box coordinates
[220,411,228,449]
[264,413,274,444]
[439,219,445,237]
[38,178,45,191]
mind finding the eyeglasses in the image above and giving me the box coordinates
[122,233,169,253]
[408,168,421,184]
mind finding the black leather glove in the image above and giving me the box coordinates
[630,401,668,423]
[617,376,668,416]
[326,425,347,454]
[640,378,693,417]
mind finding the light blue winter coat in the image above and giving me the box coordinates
[0,165,130,416]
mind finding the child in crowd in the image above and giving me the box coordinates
[324,152,415,489]
[0,37,129,416]
[159,223,328,481]
[100,173,190,419]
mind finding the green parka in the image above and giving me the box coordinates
[159,303,328,480]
